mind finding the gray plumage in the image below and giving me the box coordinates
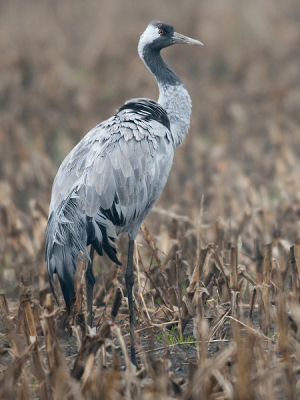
[46,20,202,365]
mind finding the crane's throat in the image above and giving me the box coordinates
[158,83,192,148]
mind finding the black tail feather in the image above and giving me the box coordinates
[58,275,75,313]
[98,223,122,266]
[46,198,122,314]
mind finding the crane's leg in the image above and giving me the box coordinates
[86,245,95,328]
[125,239,138,368]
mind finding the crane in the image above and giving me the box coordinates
[46,21,202,367]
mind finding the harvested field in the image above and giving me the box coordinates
[1,0,300,398]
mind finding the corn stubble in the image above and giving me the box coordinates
[1,214,300,399]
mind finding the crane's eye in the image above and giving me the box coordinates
[159,29,164,35]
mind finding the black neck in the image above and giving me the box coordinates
[142,46,182,87]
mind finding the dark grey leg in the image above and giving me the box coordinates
[125,239,138,368]
[86,245,95,328]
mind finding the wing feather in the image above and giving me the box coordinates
[118,152,132,178]
[110,145,122,170]
[113,168,126,189]
[46,98,177,311]
[49,98,174,224]
[99,175,117,209]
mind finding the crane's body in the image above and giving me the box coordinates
[46,98,174,301]
[46,21,202,367]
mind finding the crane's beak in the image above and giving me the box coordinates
[173,32,203,46]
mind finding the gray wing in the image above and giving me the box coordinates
[46,98,175,309]
[49,99,174,236]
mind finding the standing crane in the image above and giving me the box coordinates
[46,21,202,367]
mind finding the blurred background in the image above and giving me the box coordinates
[1,0,300,293]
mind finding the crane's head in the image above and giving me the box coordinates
[138,21,203,54]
